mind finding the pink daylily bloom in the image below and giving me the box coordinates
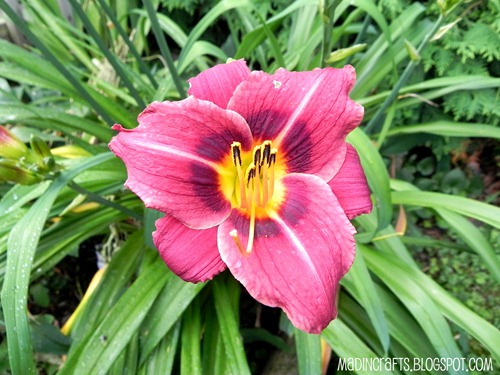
[109,60,372,333]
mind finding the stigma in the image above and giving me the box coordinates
[230,140,277,254]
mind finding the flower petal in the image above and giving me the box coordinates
[153,214,226,282]
[228,65,363,181]
[188,59,251,109]
[328,144,372,219]
[218,174,356,333]
[109,97,253,228]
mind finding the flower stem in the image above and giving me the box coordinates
[68,181,142,221]
[364,14,444,134]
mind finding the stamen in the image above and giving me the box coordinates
[262,141,271,165]
[230,229,246,256]
[253,146,262,175]
[261,159,269,206]
[231,142,246,208]
[231,142,242,166]
[227,141,278,254]
[245,164,256,209]
[268,149,277,199]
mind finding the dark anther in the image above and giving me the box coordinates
[231,142,242,166]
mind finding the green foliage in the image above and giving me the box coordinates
[421,1,500,125]
[0,0,499,374]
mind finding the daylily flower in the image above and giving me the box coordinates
[109,60,372,333]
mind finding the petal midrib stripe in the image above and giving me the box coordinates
[129,138,227,175]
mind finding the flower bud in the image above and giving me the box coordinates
[404,39,421,62]
[0,126,28,159]
[30,135,55,171]
[0,160,42,185]
[326,44,367,63]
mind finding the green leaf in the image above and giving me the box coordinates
[139,322,180,375]
[138,274,205,365]
[212,278,251,375]
[178,0,251,68]
[391,190,500,229]
[0,152,114,375]
[322,319,395,375]
[295,329,321,375]
[181,298,202,375]
[347,128,392,233]
[59,258,170,375]
[69,230,145,340]
[436,209,500,283]
[386,121,500,139]
[362,244,473,368]
[341,250,390,353]
[363,244,500,364]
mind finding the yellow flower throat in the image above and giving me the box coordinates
[220,140,285,254]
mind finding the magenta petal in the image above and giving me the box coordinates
[109,97,253,229]
[153,215,225,282]
[218,174,356,333]
[328,144,372,219]
[228,65,363,181]
[188,60,251,109]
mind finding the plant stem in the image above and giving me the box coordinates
[364,14,444,134]
[68,181,142,221]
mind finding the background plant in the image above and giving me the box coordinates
[0,0,499,374]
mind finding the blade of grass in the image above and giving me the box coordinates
[26,0,95,71]
[320,0,341,67]
[0,152,113,374]
[142,0,186,98]
[177,0,251,69]
[254,11,285,67]
[364,14,444,133]
[67,0,146,108]
[96,0,158,89]
[0,2,114,125]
